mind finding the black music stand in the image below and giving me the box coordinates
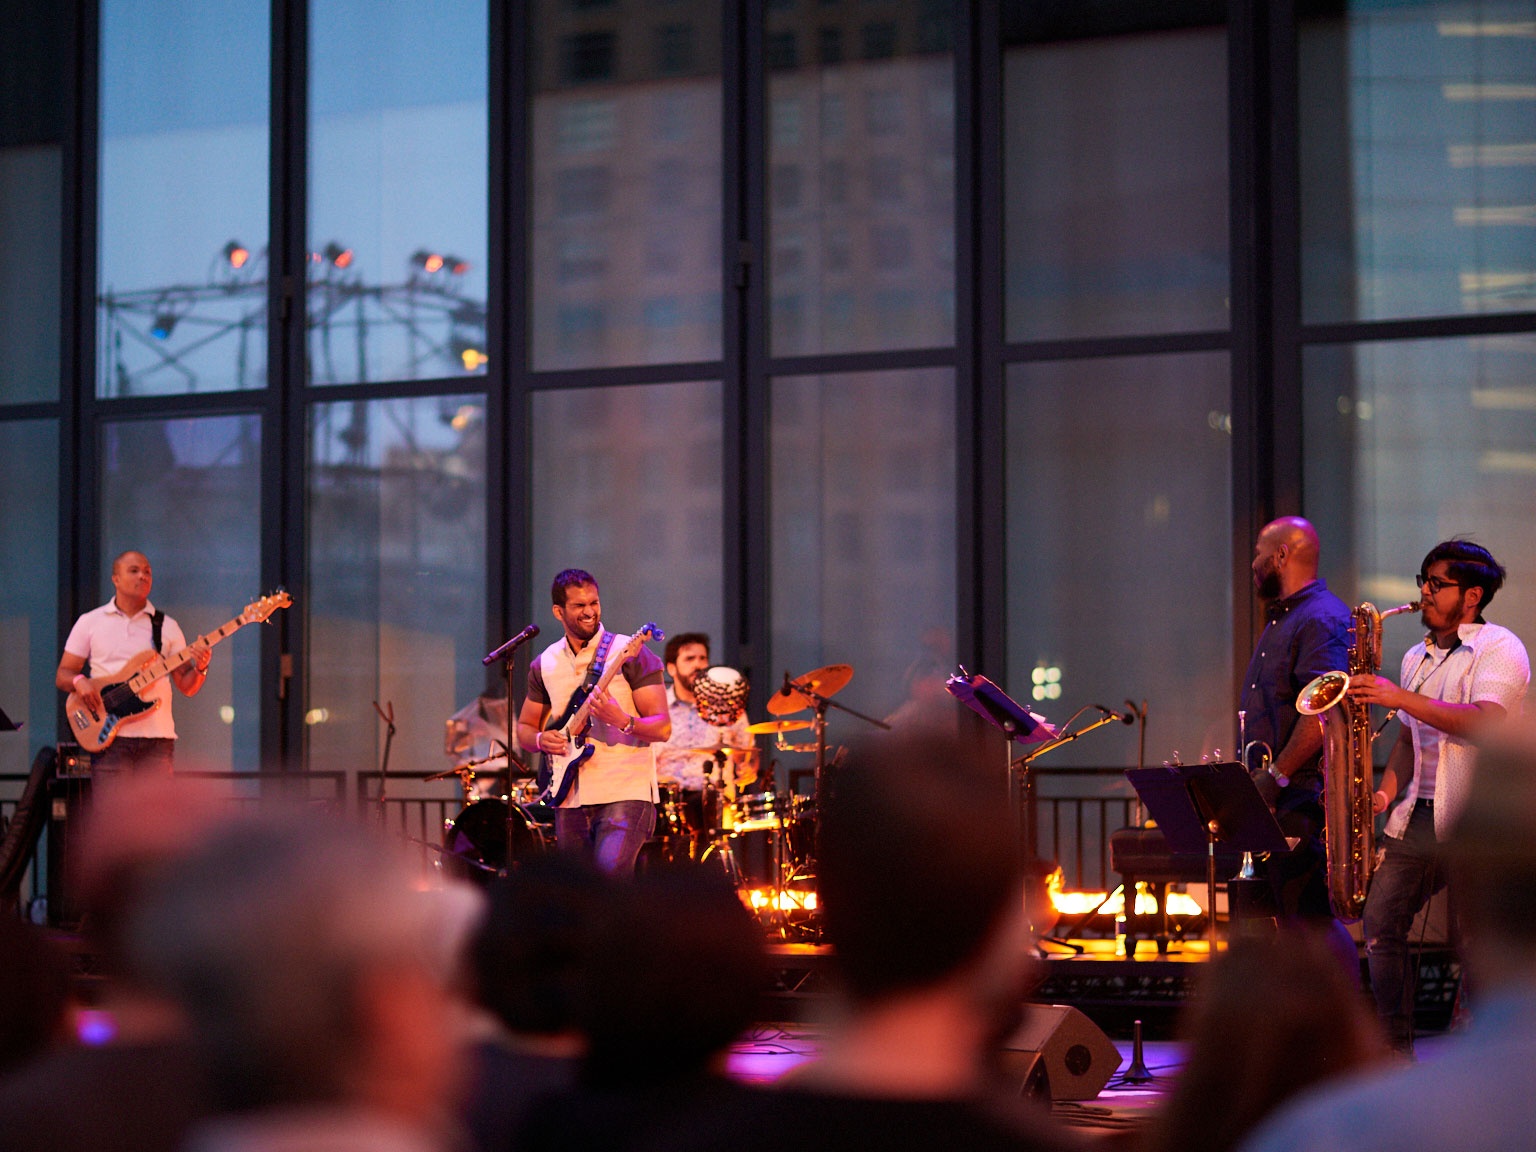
[946,672,1060,937]
[0,705,20,732]
[1125,762,1287,952]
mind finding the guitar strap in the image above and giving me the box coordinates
[151,610,165,655]
[582,630,617,697]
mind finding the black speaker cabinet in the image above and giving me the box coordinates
[998,1003,1122,1101]
[46,774,92,929]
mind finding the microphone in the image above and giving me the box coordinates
[483,623,540,666]
[780,671,794,697]
[1095,703,1137,726]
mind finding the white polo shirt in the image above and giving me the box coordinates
[64,598,188,740]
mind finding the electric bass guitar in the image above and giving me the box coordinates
[65,591,292,752]
[537,622,664,806]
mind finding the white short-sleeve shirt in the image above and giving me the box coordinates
[64,598,188,740]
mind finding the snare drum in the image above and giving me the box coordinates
[442,798,552,883]
[734,791,800,832]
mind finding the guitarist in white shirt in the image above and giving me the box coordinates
[55,551,211,776]
[515,569,670,874]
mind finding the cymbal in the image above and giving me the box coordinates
[673,746,760,759]
[747,718,813,735]
[765,663,854,715]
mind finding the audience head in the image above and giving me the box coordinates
[469,852,610,1039]
[1446,721,1536,981]
[817,725,1022,1005]
[577,864,767,1087]
[0,916,72,1077]
[127,807,466,1125]
[1145,930,1388,1152]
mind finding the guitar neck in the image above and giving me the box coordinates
[125,614,246,694]
[566,635,645,731]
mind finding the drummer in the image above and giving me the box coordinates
[654,633,756,847]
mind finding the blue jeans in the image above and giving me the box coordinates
[92,737,176,777]
[555,800,656,875]
[1364,800,1447,1051]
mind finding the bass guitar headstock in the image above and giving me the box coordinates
[241,590,293,625]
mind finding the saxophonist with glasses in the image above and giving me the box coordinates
[1345,540,1529,1055]
[1240,518,1357,963]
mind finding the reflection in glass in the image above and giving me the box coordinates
[100,415,263,772]
[1004,20,1228,342]
[771,369,955,739]
[307,395,487,784]
[309,0,488,385]
[0,421,58,774]
[0,146,61,405]
[530,382,724,649]
[1301,1,1536,323]
[1006,354,1232,766]
[768,4,955,356]
[529,1,723,370]
[1303,334,1536,683]
[97,0,270,396]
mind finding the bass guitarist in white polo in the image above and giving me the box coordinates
[515,568,670,874]
[55,550,211,777]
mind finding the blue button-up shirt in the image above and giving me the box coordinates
[1239,578,1351,787]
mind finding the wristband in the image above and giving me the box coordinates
[72,674,88,689]
[1268,763,1290,788]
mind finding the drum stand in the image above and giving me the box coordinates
[769,675,890,936]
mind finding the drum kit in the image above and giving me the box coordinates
[431,660,888,938]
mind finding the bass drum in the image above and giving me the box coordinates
[442,798,552,883]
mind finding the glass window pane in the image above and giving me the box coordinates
[307,395,488,785]
[98,0,270,396]
[309,0,488,385]
[770,368,956,738]
[1303,335,1536,680]
[530,382,724,646]
[529,2,723,371]
[767,3,955,356]
[1007,353,1232,765]
[0,421,59,774]
[1301,1,1536,324]
[0,146,60,405]
[99,415,264,772]
[1004,17,1229,342]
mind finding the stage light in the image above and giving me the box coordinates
[411,249,445,273]
[445,255,470,275]
[223,240,250,269]
[460,347,488,371]
[150,313,179,340]
[322,241,354,269]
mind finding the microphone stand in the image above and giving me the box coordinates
[486,629,538,877]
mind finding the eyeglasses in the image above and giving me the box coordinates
[1415,574,1464,595]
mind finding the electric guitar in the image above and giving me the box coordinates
[537,622,664,806]
[65,591,292,752]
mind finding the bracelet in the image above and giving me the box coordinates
[1268,763,1290,788]
[72,673,87,688]
[622,715,637,736]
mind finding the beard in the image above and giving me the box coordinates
[1254,562,1282,601]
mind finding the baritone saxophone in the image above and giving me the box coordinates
[1295,601,1417,921]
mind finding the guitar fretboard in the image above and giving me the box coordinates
[126,615,248,693]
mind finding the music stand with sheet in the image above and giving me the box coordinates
[1125,761,1288,951]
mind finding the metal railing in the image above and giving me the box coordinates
[3,763,1141,919]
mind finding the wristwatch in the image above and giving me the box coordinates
[622,715,637,736]
[1268,763,1290,788]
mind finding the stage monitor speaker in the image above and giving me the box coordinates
[997,1003,1122,1101]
